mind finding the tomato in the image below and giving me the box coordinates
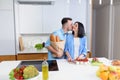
[83,58,88,62]
[13,66,25,80]
[20,66,26,71]
[14,73,19,79]
[92,57,99,62]
[19,76,24,80]
[19,69,23,74]
[75,57,88,62]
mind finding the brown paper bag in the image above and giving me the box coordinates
[50,40,65,57]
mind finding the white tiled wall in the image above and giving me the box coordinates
[21,34,49,49]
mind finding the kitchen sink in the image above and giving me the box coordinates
[17,60,59,72]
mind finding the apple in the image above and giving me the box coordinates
[117,70,120,78]
[108,71,119,80]
[99,64,109,72]
[109,66,117,72]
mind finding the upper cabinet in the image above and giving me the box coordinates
[19,5,43,34]
[42,0,69,33]
[18,0,69,34]
[0,0,13,10]
[16,0,89,34]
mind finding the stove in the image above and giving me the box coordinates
[17,60,59,72]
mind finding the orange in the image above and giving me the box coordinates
[100,71,109,80]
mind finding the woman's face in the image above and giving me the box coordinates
[73,23,78,32]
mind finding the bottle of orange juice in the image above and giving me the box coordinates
[42,59,49,80]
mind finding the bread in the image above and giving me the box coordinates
[50,34,64,57]
[50,40,65,57]
[50,34,61,42]
[50,34,56,42]
[56,36,60,42]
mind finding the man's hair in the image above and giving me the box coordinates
[61,17,72,25]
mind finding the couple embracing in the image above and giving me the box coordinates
[45,17,87,62]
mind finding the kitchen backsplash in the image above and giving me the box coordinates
[21,34,50,49]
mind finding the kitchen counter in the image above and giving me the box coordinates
[0,57,111,80]
[17,48,48,60]
[18,48,48,54]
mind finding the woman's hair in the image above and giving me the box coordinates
[72,21,85,38]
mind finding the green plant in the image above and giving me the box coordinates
[34,43,43,50]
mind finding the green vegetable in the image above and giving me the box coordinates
[9,69,15,80]
[9,76,15,80]
[91,60,99,63]
[91,62,103,66]
[34,43,43,50]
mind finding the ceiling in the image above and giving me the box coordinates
[93,0,120,9]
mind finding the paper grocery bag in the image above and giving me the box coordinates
[50,40,65,57]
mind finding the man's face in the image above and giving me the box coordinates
[66,20,73,31]
[72,23,78,32]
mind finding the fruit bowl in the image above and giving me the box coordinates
[9,65,39,80]
[96,64,120,80]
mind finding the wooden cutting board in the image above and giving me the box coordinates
[19,36,24,51]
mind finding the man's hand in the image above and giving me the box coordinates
[46,46,63,58]
[46,45,65,58]
[67,57,73,62]
[56,51,63,58]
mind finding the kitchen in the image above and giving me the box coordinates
[0,0,91,60]
[0,0,120,80]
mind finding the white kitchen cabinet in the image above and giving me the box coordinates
[0,0,13,10]
[42,0,69,33]
[0,0,15,55]
[18,0,69,34]
[18,0,89,34]
[19,5,43,34]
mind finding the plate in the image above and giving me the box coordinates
[24,74,40,80]
[9,65,40,80]
[13,73,40,80]
[69,60,90,65]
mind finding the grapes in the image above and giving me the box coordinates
[23,65,39,79]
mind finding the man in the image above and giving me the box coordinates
[45,17,73,60]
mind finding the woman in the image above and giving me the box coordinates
[64,21,87,62]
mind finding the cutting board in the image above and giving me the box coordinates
[19,36,24,51]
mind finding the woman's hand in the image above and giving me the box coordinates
[76,54,85,60]
[65,51,73,62]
